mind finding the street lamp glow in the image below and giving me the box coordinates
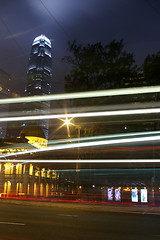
[64,118,71,127]
[58,116,74,138]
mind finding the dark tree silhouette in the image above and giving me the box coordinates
[143,52,160,85]
[63,40,137,92]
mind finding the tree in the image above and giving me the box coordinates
[63,40,137,92]
[143,52,160,86]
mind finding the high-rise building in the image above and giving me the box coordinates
[25,35,52,96]
[6,35,52,140]
[24,35,52,139]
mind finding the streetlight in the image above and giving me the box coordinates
[59,116,81,144]
[59,116,82,190]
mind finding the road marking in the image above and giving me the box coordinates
[0,221,25,226]
[58,214,78,218]
[119,211,160,215]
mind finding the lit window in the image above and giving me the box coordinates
[44,49,51,57]
[4,163,13,175]
[4,181,11,195]
[47,170,50,178]
[35,84,41,89]
[16,182,23,195]
[52,170,57,179]
[23,165,25,174]
[29,164,33,175]
[39,42,45,47]
[38,51,44,57]
[44,66,51,72]
[34,183,37,196]
[29,65,36,70]
[33,49,38,54]
[46,183,49,197]
[16,164,22,175]
[41,168,46,178]
[35,167,40,177]
[32,40,40,46]
[45,41,51,48]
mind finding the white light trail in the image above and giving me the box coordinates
[0,159,160,163]
[0,221,25,226]
[1,135,160,159]
[0,129,158,154]
[0,85,160,105]
[48,130,160,145]
[1,108,160,122]
[2,101,160,119]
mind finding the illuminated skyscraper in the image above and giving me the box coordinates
[25,35,52,139]
[26,35,52,96]
[6,35,52,139]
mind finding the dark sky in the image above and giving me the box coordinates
[0,0,160,94]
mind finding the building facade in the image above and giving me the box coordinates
[0,162,57,198]
[0,135,57,198]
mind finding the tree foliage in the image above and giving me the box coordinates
[63,40,137,92]
[143,52,160,85]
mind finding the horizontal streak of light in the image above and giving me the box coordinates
[0,159,160,163]
[0,221,25,226]
[55,168,160,172]
[1,131,158,157]
[0,85,160,104]
[48,130,160,145]
[1,135,160,159]
[1,108,160,122]
[2,101,160,119]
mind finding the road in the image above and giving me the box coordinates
[0,201,159,240]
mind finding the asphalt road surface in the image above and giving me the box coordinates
[0,201,160,240]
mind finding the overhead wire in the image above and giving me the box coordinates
[144,0,160,16]
[39,0,71,40]
[0,15,28,62]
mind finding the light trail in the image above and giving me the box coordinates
[2,101,160,119]
[0,85,160,105]
[0,131,158,157]
[0,159,160,163]
[1,108,160,122]
[48,130,160,145]
[0,221,25,226]
[1,135,160,159]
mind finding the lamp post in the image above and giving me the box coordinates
[63,117,81,168]
[59,117,82,193]
[76,127,81,172]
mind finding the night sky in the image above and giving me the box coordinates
[0,0,160,94]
